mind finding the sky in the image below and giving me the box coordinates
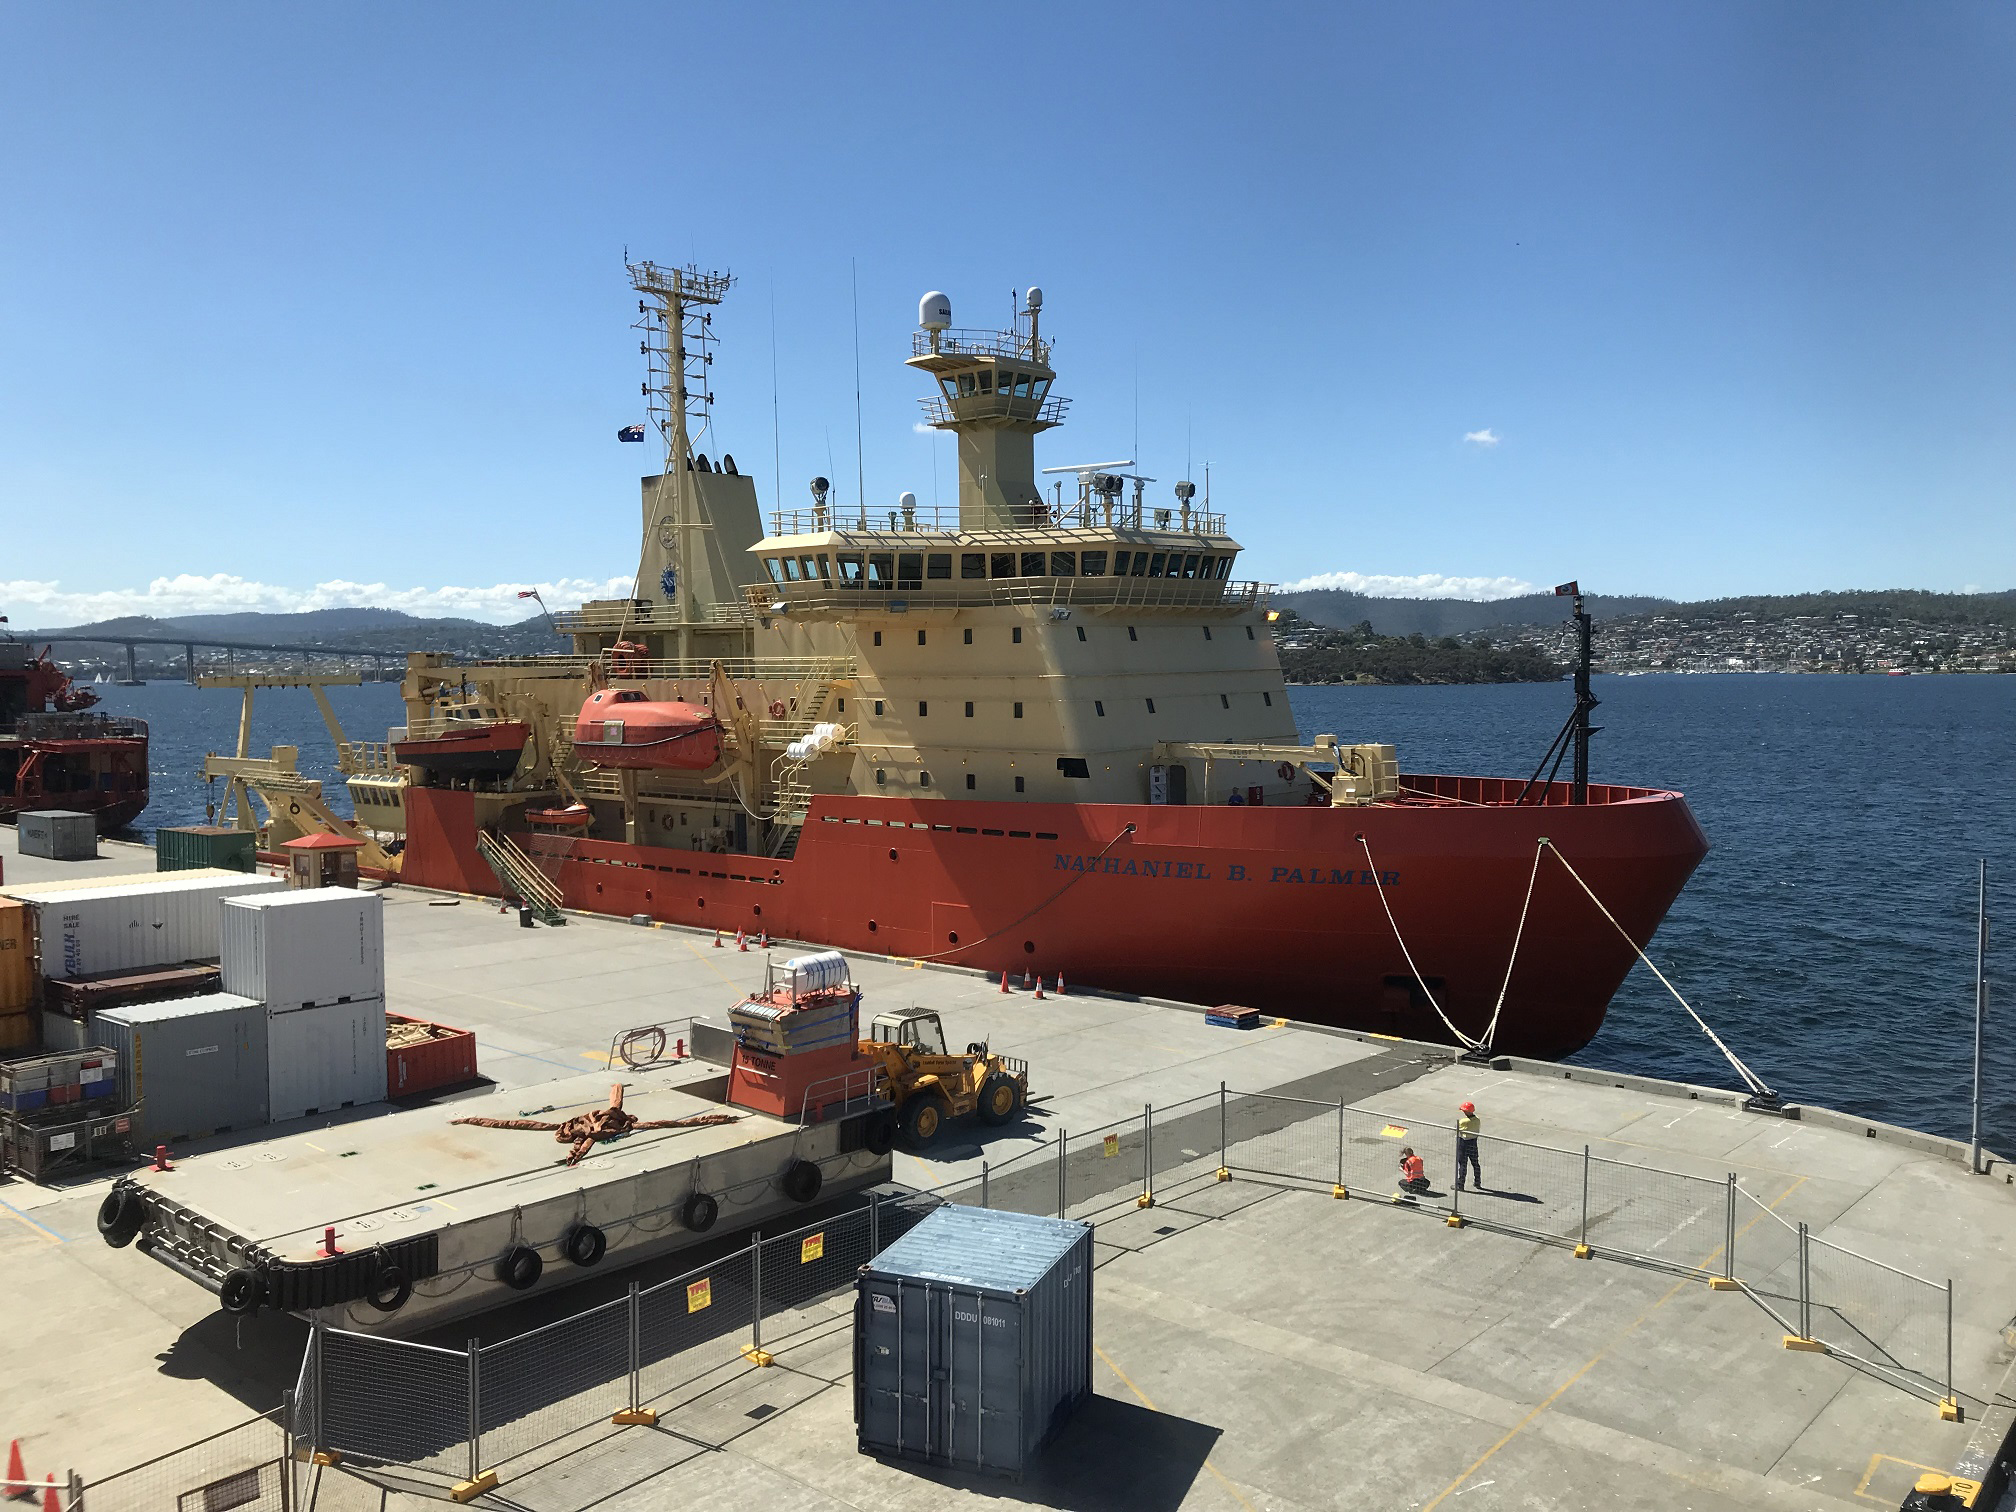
[2,2,2012,626]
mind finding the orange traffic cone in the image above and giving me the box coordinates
[999,970,1010,994]
[1022,969,1032,990]
[38,1476,54,1512]
[6,1440,30,1503]
[1033,977,1046,1000]
[736,929,748,953]
[712,929,723,949]
[757,930,769,949]
[1056,972,1067,996]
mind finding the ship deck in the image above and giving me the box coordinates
[3,828,2013,1511]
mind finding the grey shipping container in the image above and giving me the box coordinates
[854,1206,1093,1480]
[95,994,268,1144]
[19,811,96,861]
[266,995,387,1121]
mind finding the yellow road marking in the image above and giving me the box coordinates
[0,1198,63,1245]
[1422,1175,1807,1510]
[686,940,744,988]
[1854,1453,1943,1502]
[1095,1343,1257,1512]
[303,1142,325,1153]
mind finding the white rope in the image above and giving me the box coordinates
[1478,840,1548,1053]
[1541,840,1776,1100]
[1357,835,1486,1052]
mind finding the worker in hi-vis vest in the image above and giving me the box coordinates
[1397,1146,1430,1198]
[1455,1101,1484,1192]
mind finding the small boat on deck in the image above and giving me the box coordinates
[572,689,722,771]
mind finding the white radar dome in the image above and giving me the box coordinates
[1025,286,1043,310]
[919,291,952,330]
[899,491,917,509]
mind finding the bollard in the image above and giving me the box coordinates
[674,1037,686,1060]
[321,1226,341,1256]
[153,1144,173,1172]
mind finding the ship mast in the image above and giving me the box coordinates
[628,260,733,666]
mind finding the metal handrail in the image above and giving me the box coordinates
[747,578,1270,616]
[910,326,1050,363]
[916,393,1070,429]
[763,504,1230,539]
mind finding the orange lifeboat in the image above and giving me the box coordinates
[572,689,723,771]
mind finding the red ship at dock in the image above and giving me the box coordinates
[384,265,1706,1059]
[0,636,149,832]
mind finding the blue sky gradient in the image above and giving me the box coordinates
[2,2,2011,622]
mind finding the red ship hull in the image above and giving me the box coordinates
[401,774,1707,1059]
[0,734,149,832]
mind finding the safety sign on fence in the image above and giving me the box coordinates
[801,1233,824,1263]
[1380,1125,1408,1138]
[1103,1133,1119,1157]
[687,1277,712,1313]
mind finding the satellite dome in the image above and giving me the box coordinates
[1025,286,1043,311]
[898,491,917,509]
[919,291,952,331]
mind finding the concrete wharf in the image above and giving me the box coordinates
[2,827,2012,1511]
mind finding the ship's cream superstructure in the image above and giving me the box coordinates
[401,270,1380,866]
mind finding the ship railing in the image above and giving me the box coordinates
[910,325,1050,363]
[338,740,402,774]
[915,392,1071,429]
[398,715,513,742]
[763,502,1228,539]
[599,654,854,685]
[551,601,757,634]
[13,711,149,740]
[745,578,1270,617]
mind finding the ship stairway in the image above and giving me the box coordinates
[548,724,623,800]
[476,831,567,926]
[769,822,803,861]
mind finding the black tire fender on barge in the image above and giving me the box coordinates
[681,1192,718,1233]
[496,1245,544,1291]
[97,1184,144,1248]
[365,1265,412,1313]
[564,1224,607,1267]
[783,1159,823,1204]
[219,1267,264,1315]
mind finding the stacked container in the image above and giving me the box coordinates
[94,995,267,1144]
[18,811,96,861]
[854,1206,1094,1480]
[3,871,287,980]
[221,889,387,1120]
[0,899,32,1051]
[0,1049,119,1112]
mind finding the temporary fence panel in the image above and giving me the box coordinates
[1060,1115,1153,1221]
[755,1207,881,1350]
[477,1295,632,1469]
[1580,1155,1725,1274]
[80,1409,290,1512]
[1221,1090,1344,1188]
[317,1327,471,1477]
[637,1247,758,1403]
[1729,1182,1804,1326]
[974,1138,1065,1218]
[1804,1233,1953,1402]
[1144,1092,1224,1198]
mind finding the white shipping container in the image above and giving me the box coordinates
[267,995,388,1121]
[3,872,288,979]
[221,889,385,1009]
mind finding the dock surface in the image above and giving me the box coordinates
[3,829,2012,1510]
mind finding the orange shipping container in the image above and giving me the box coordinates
[0,900,33,1015]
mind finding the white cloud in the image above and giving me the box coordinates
[912,421,935,435]
[2,574,637,629]
[1277,571,1540,601]
[1463,428,1501,447]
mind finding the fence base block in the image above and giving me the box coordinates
[1136,1193,1154,1209]
[450,1470,499,1503]
[1573,1244,1592,1259]
[1446,1215,1465,1228]
[1783,1335,1826,1353]
[1708,1277,1741,1291]
[1940,1397,1964,1423]
[741,1344,776,1367]
[1216,1168,1232,1183]
[612,1409,659,1426]
[1332,1184,1348,1200]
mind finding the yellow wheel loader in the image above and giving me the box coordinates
[860,1007,1029,1151]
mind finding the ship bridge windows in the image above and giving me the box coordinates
[962,553,986,579]
[1080,550,1107,576]
[764,558,786,584]
[838,553,864,587]
[868,554,895,589]
[1148,553,1167,576]
[1051,552,1076,576]
[1021,552,1046,576]
[990,553,1016,579]
[897,553,923,589]
[804,554,829,582]
[927,553,952,579]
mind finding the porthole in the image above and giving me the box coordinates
[888,848,898,861]
[1023,939,1035,954]
[868,920,879,933]
[947,932,959,944]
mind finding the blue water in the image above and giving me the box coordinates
[84,674,2016,1145]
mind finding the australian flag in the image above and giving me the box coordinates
[617,424,646,443]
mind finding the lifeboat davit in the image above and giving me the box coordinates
[573,689,723,770]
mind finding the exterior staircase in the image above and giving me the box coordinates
[476,831,567,926]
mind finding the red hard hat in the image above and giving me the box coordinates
[1459,1101,1475,1113]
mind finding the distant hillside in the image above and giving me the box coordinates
[20,610,563,660]
[1274,587,2016,636]
[1275,590,1675,636]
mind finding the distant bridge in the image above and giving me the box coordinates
[30,632,395,684]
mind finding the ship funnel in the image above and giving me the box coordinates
[919,291,952,331]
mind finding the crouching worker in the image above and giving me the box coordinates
[1397,1145,1430,1199]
